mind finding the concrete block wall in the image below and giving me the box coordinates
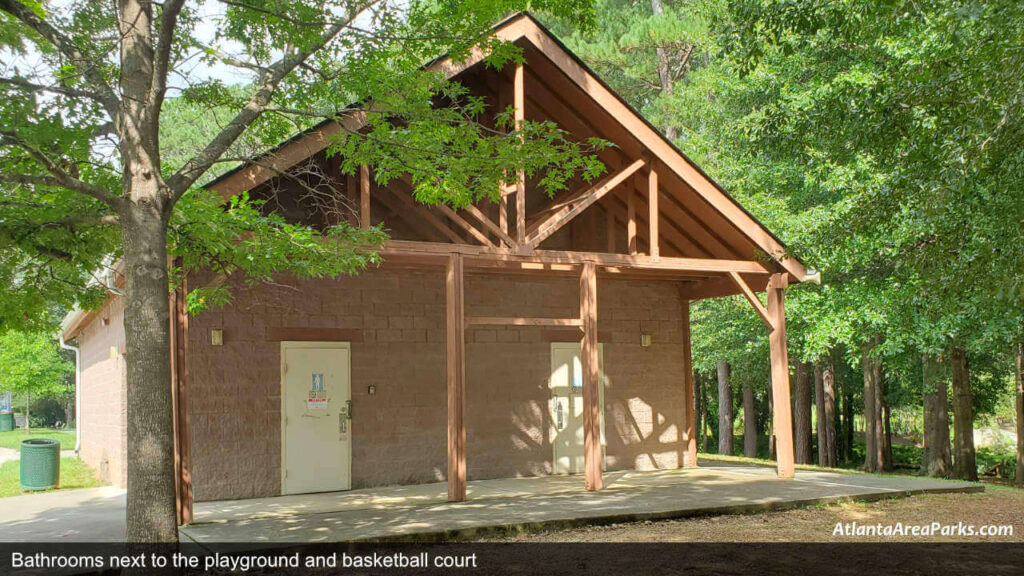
[76,297,128,487]
[187,267,687,501]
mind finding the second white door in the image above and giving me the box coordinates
[550,342,605,475]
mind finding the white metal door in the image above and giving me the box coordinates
[550,342,605,474]
[281,342,352,495]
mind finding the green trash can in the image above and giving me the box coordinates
[20,438,61,491]
[0,412,13,432]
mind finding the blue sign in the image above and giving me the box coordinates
[312,373,324,391]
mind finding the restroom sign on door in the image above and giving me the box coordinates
[307,373,328,410]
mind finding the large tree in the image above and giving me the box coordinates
[0,0,602,541]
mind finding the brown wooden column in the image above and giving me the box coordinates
[446,253,467,501]
[360,164,371,229]
[171,272,193,524]
[580,261,603,490]
[680,299,697,467]
[767,273,795,478]
[648,166,659,258]
[513,62,526,246]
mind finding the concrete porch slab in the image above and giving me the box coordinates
[180,464,981,545]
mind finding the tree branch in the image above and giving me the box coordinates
[166,1,378,201]
[0,76,106,101]
[0,134,122,207]
[151,0,185,110]
[0,0,121,116]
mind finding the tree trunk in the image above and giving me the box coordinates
[742,382,757,458]
[793,361,812,464]
[861,342,882,472]
[822,361,837,467]
[768,389,775,459]
[25,393,30,433]
[950,347,977,481]
[815,364,825,465]
[717,361,733,456]
[882,401,893,471]
[876,360,889,470]
[121,203,178,542]
[649,0,680,141]
[922,353,951,477]
[1016,343,1024,486]
[843,390,854,464]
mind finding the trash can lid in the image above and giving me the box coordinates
[21,438,61,446]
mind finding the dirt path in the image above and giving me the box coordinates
[0,447,17,465]
[479,484,1024,543]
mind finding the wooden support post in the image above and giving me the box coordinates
[767,273,795,478]
[606,206,615,253]
[346,173,358,226]
[446,253,467,501]
[680,298,697,467]
[173,273,193,524]
[514,62,526,247]
[359,164,371,230]
[580,261,603,490]
[648,167,659,258]
[627,188,637,255]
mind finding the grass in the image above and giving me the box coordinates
[0,428,76,451]
[0,457,102,498]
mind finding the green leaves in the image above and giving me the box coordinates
[0,330,72,398]
[168,189,385,315]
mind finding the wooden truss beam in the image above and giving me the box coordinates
[526,159,646,249]
[435,203,495,247]
[381,240,772,275]
[461,203,516,247]
[729,271,774,329]
[380,185,464,244]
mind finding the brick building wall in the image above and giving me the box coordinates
[187,267,687,501]
[76,297,128,487]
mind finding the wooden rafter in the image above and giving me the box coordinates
[435,203,495,247]
[527,159,645,249]
[461,203,516,247]
[384,182,465,244]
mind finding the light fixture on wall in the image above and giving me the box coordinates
[210,329,224,346]
[640,334,652,347]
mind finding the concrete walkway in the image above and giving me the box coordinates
[0,464,979,544]
[0,486,126,542]
[180,464,980,545]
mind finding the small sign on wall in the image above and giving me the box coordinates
[307,373,328,410]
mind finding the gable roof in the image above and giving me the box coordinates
[208,12,807,283]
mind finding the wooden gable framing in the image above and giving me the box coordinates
[207,12,808,299]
